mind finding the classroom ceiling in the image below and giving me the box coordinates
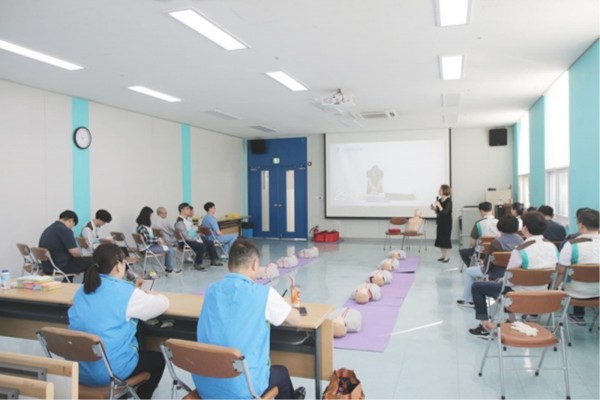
[0,0,597,139]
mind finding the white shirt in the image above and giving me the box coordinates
[126,288,170,321]
[265,287,292,326]
[559,233,600,299]
[507,235,558,291]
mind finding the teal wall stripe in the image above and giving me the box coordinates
[568,40,599,231]
[71,98,90,232]
[529,97,546,207]
[512,122,520,201]
[181,124,192,203]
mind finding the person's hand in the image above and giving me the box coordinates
[430,203,435,211]
[135,278,144,288]
[435,201,442,209]
[157,237,164,245]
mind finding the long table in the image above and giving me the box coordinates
[0,284,334,396]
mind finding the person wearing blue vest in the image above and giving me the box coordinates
[467,211,558,339]
[193,238,306,399]
[68,243,170,399]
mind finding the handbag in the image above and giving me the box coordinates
[322,368,365,399]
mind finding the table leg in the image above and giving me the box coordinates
[314,326,322,398]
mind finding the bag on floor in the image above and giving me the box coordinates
[322,368,365,399]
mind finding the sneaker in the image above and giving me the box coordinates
[456,300,475,308]
[468,324,490,339]
[293,386,306,400]
[193,264,206,271]
[148,271,159,280]
[220,254,229,260]
[568,314,586,326]
[210,261,223,266]
[165,268,182,276]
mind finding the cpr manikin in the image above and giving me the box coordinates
[330,307,362,338]
[368,269,392,286]
[351,283,381,304]
[379,257,400,271]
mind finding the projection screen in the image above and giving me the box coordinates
[325,129,451,218]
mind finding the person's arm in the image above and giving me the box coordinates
[138,225,157,246]
[62,229,82,257]
[506,248,522,270]
[204,216,223,236]
[554,243,572,289]
[126,288,170,321]
[81,226,95,250]
[438,198,452,216]
[175,219,195,242]
[265,287,300,326]
[469,223,479,248]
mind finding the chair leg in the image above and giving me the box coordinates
[565,314,573,346]
[477,328,495,376]
[497,330,506,400]
[558,326,571,399]
[590,309,599,332]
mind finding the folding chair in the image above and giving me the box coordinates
[383,217,408,252]
[30,247,76,282]
[477,291,571,400]
[76,236,94,257]
[37,327,150,399]
[462,236,497,272]
[482,251,512,281]
[174,230,196,270]
[16,243,39,276]
[161,338,279,400]
[199,226,225,257]
[131,233,167,276]
[109,232,137,257]
[401,219,427,252]
[562,264,600,345]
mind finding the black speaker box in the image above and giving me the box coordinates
[250,139,267,154]
[489,128,507,146]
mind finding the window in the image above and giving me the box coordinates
[544,72,570,218]
[517,113,530,206]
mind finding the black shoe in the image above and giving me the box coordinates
[456,300,474,308]
[437,257,445,261]
[165,268,182,276]
[468,324,490,339]
[210,261,223,266]
[441,258,450,263]
[293,386,306,400]
[193,264,206,271]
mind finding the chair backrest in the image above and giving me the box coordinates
[504,290,569,315]
[30,247,50,262]
[489,251,511,268]
[131,233,145,247]
[163,339,243,379]
[568,264,600,283]
[37,327,103,363]
[152,228,163,239]
[16,243,32,258]
[480,236,496,244]
[76,237,91,250]
[506,268,555,287]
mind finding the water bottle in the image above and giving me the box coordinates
[0,269,10,290]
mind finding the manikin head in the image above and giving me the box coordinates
[370,272,385,286]
[332,316,347,338]
[354,287,371,304]
[380,259,393,271]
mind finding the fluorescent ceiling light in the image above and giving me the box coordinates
[0,39,83,70]
[266,71,308,92]
[440,56,463,80]
[128,86,181,102]
[169,9,247,51]
[436,0,471,26]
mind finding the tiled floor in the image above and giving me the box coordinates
[1,238,598,399]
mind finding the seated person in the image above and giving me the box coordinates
[80,209,112,256]
[135,206,179,275]
[193,239,305,399]
[555,208,599,325]
[201,202,238,256]
[456,215,523,307]
[38,210,93,277]
[468,211,558,338]
[538,205,567,242]
[405,209,424,233]
[509,202,525,230]
[559,207,590,250]
[152,206,177,247]
[459,202,500,267]
[68,243,169,399]
[174,203,222,270]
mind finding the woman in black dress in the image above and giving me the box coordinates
[431,184,452,262]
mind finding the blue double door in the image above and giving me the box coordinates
[247,138,307,239]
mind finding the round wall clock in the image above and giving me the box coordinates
[73,126,92,149]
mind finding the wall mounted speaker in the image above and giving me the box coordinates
[489,128,507,146]
[250,139,267,154]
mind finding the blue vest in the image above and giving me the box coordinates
[68,275,138,386]
[193,274,270,399]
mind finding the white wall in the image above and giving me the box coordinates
[307,128,514,240]
[0,80,242,277]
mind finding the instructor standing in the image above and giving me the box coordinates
[432,184,452,263]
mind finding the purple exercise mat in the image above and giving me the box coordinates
[395,255,420,273]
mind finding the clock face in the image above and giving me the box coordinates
[73,127,92,149]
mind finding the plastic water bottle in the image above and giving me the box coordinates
[0,269,10,290]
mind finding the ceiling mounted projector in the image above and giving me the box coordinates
[321,89,355,107]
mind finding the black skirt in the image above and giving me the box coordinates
[434,215,452,249]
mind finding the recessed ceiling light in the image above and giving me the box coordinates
[266,71,308,92]
[439,56,464,80]
[169,9,247,51]
[206,109,240,120]
[435,0,471,27]
[0,38,84,70]
[127,86,181,102]
[250,125,277,133]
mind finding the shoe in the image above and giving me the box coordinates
[293,386,306,400]
[441,258,450,263]
[456,300,474,308]
[165,268,182,276]
[468,324,490,339]
[568,314,586,326]
[210,261,223,266]
[220,254,229,260]
[193,264,206,271]
[437,257,445,261]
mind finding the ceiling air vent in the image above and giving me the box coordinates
[350,110,397,120]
